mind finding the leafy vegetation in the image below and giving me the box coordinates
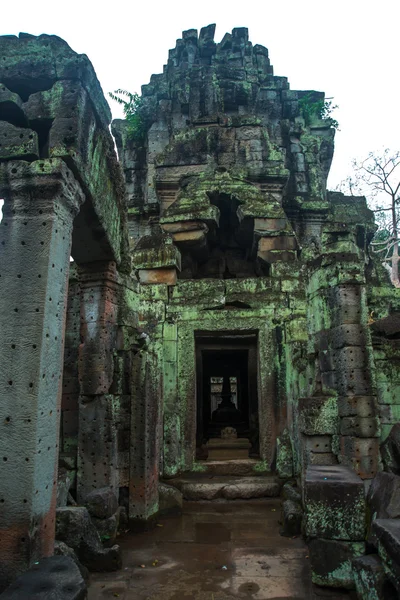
[298,93,339,130]
[108,89,147,142]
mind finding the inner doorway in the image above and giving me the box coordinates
[195,332,259,459]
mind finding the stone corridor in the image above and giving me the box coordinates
[88,500,356,600]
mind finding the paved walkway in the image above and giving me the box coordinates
[88,499,356,600]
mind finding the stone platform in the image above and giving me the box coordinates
[166,475,281,500]
[198,459,267,477]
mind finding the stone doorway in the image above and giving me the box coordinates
[195,333,259,461]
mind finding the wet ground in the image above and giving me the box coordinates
[88,499,357,600]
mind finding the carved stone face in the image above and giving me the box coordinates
[221,427,237,439]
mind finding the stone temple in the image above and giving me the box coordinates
[0,24,400,598]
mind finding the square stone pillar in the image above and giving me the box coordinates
[129,349,162,522]
[0,160,84,589]
[76,261,119,502]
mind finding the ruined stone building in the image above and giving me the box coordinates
[0,24,400,596]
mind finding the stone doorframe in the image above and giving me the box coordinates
[163,312,276,476]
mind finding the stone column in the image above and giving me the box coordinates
[130,348,162,522]
[0,159,84,589]
[76,261,119,502]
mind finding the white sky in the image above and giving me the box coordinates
[1,0,399,199]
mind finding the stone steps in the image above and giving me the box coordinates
[197,459,269,477]
[167,475,281,501]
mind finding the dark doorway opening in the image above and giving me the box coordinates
[195,332,259,459]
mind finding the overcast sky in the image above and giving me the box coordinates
[1,0,399,193]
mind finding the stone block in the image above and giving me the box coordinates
[340,416,380,438]
[159,482,183,515]
[138,268,177,285]
[339,436,379,479]
[0,122,39,161]
[304,465,366,541]
[56,507,121,572]
[282,482,302,504]
[337,395,376,417]
[309,538,365,588]
[352,554,386,600]
[85,487,119,519]
[372,519,400,591]
[381,423,400,474]
[258,235,297,252]
[257,249,296,263]
[254,217,287,232]
[368,472,400,521]
[330,325,369,349]
[91,514,119,547]
[335,367,374,396]
[54,541,89,582]
[281,499,302,536]
[299,396,338,435]
[0,556,87,599]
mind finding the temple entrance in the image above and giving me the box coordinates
[195,332,259,460]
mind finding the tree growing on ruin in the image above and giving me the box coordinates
[338,149,400,288]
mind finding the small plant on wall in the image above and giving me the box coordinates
[298,93,339,130]
[108,89,147,142]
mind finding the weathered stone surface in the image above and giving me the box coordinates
[381,423,400,474]
[309,538,365,588]
[57,469,72,508]
[174,476,281,501]
[0,556,87,599]
[352,554,386,600]
[159,482,183,515]
[0,122,38,161]
[55,507,121,571]
[54,541,89,582]
[299,396,338,435]
[282,482,302,504]
[304,466,366,540]
[84,487,119,519]
[281,499,302,536]
[91,514,119,547]
[276,428,294,478]
[368,472,400,521]
[2,24,399,591]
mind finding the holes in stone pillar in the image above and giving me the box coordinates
[3,457,7,461]
[8,380,12,386]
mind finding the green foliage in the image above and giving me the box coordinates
[298,93,339,130]
[108,89,146,142]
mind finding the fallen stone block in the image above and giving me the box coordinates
[84,487,119,519]
[309,538,365,588]
[56,507,121,572]
[159,482,183,515]
[0,556,87,599]
[371,519,400,595]
[54,541,89,582]
[304,465,366,541]
[352,554,385,600]
[368,472,400,521]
